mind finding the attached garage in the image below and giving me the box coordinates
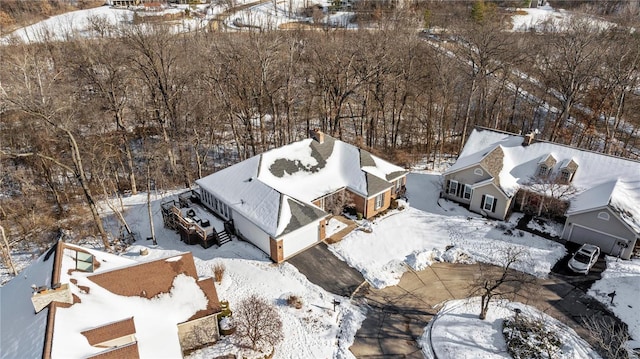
[566,224,633,259]
[281,221,322,259]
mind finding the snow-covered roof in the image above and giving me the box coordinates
[196,134,407,237]
[569,180,640,233]
[0,242,221,359]
[449,128,640,231]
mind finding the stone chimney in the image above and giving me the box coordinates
[522,132,535,146]
[31,283,73,313]
[310,128,325,144]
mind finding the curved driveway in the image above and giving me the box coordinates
[290,245,618,358]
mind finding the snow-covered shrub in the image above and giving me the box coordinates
[212,263,225,283]
[220,316,233,330]
[503,314,562,359]
[286,294,303,309]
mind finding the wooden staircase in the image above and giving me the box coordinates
[217,230,232,246]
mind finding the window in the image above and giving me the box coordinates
[537,165,549,177]
[482,194,497,212]
[448,180,459,196]
[597,212,610,221]
[560,170,572,183]
[463,185,472,200]
[375,193,385,210]
[474,168,484,176]
[76,251,94,272]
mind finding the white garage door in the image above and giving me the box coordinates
[282,222,320,259]
[569,225,622,255]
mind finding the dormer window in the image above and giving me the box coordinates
[559,158,578,184]
[537,165,549,177]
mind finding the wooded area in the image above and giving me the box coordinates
[1,2,639,249]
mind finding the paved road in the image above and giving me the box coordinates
[287,242,365,298]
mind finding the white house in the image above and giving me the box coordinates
[196,130,408,262]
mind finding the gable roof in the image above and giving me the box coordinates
[449,127,640,231]
[196,134,407,237]
[88,252,200,299]
[0,242,221,359]
[568,179,640,233]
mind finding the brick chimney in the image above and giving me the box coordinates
[310,128,324,144]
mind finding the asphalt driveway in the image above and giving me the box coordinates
[287,242,365,298]
[289,243,622,358]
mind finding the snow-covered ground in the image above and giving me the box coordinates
[3,167,638,357]
[2,1,352,44]
[511,4,613,32]
[96,190,365,359]
[418,298,601,359]
[589,257,640,341]
[329,171,567,289]
[2,6,134,43]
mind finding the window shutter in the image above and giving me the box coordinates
[446,180,451,193]
[481,194,486,209]
[491,198,497,212]
[457,183,462,197]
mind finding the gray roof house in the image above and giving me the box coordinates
[196,130,408,262]
[444,127,640,259]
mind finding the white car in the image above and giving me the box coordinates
[568,244,600,274]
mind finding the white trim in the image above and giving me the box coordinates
[463,185,472,200]
[537,164,549,177]
[473,168,484,176]
[597,212,610,221]
[448,180,459,195]
[568,223,630,243]
[374,192,385,210]
[483,195,496,211]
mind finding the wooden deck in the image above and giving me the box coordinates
[161,191,233,248]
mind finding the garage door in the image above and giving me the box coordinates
[569,225,622,255]
[282,222,320,259]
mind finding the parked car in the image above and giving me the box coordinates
[568,244,600,274]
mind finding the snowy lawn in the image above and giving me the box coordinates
[329,171,567,288]
[419,298,600,359]
[588,257,640,341]
[510,4,612,32]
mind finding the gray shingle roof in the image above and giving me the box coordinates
[366,172,393,196]
[281,197,328,235]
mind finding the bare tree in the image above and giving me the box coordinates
[234,294,283,352]
[0,225,17,276]
[470,248,534,320]
[582,314,631,359]
[537,17,603,143]
[521,174,578,218]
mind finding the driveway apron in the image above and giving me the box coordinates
[287,242,365,298]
